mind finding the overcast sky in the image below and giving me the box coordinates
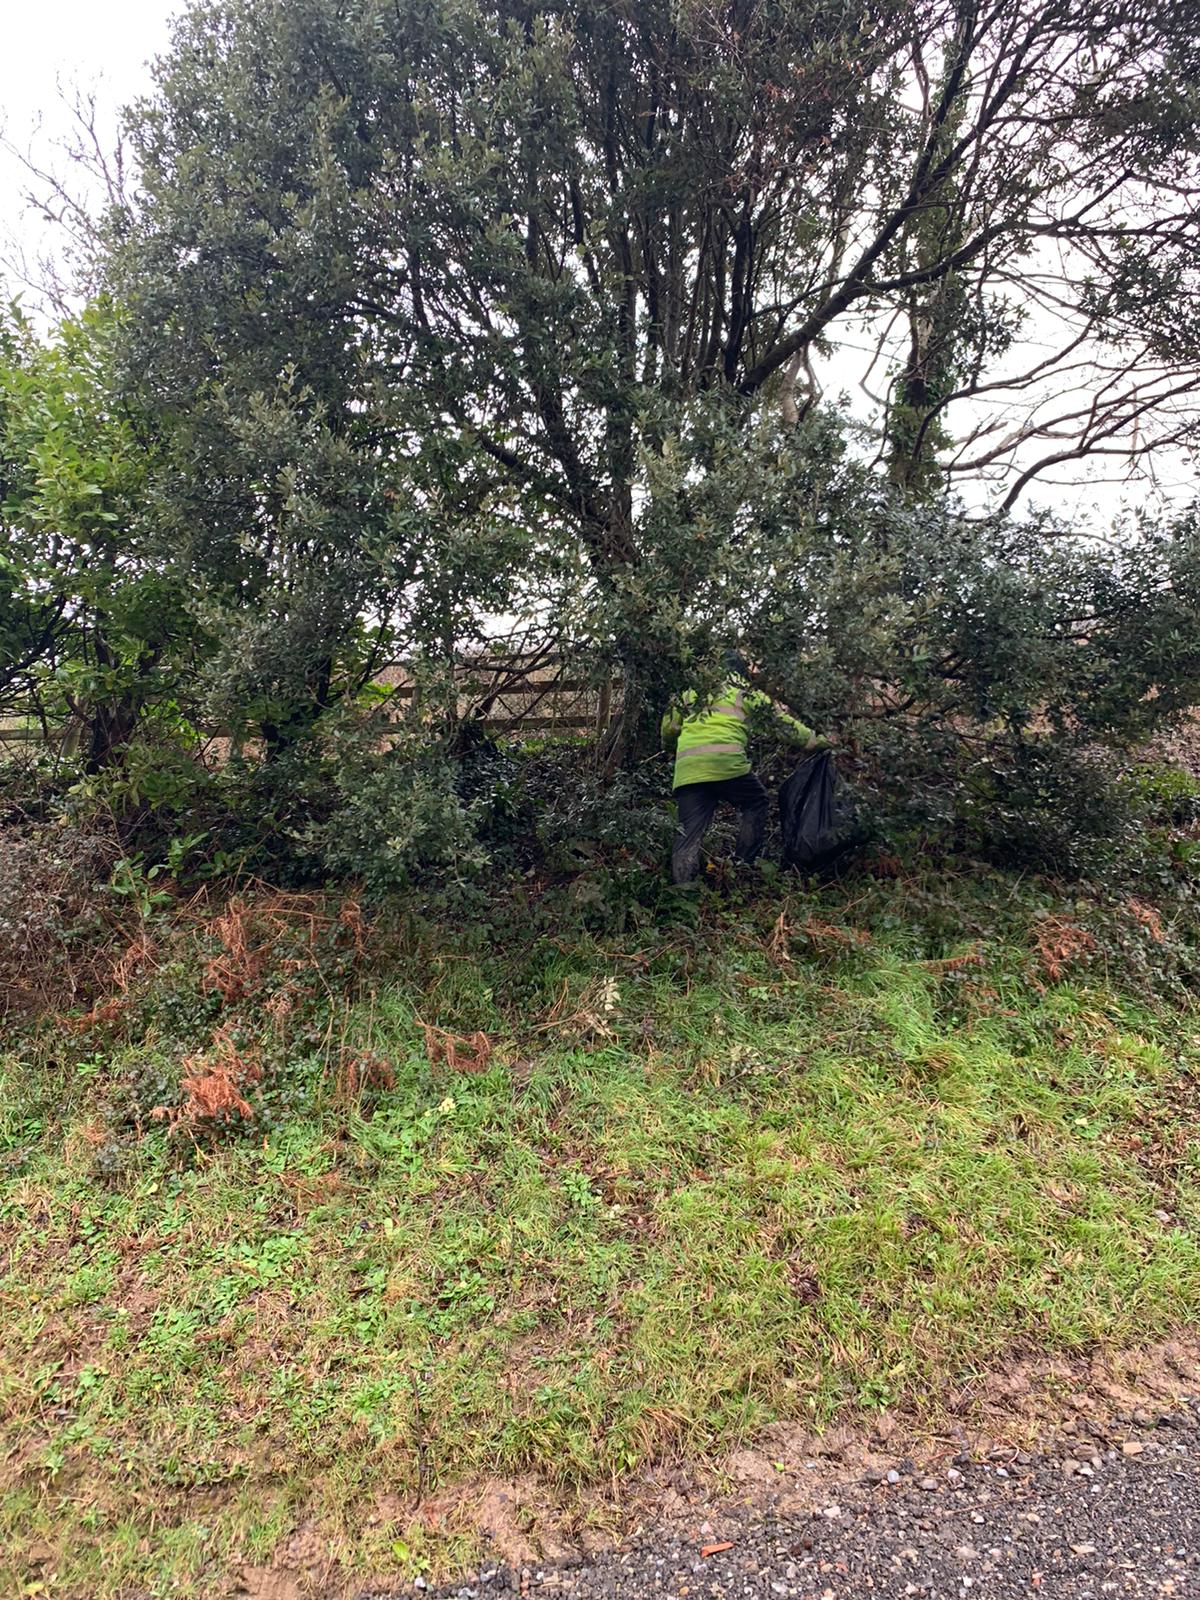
[0,0,177,290]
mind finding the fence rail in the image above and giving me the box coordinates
[375,652,623,733]
[0,652,626,750]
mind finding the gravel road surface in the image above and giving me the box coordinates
[363,1400,1200,1600]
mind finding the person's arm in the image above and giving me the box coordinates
[661,688,697,748]
[780,708,828,749]
[747,689,826,750]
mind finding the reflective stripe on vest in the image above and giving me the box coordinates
[676,741,745,760]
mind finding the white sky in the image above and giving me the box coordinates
[0,0,178,293]
[0,1,1193,529]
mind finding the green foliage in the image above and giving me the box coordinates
[302,723,489,894]
[957,744,1151,878]
[0,302,198,774]
[88,0,1200,770]
[1128,762,1200,827]
[507,740,671,871]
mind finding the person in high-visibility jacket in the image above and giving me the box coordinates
[661,665,827,884]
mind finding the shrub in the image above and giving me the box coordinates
[1127,762,1200,828]
[514,741,673,874]
[0,817,121,1013]
[304,741,488,893]
[956,742,1150,878]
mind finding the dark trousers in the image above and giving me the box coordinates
[671,773,770,885]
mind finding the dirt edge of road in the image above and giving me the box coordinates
[231,1334,1200,1600]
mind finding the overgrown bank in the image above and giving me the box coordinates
[3,861,1200,1597]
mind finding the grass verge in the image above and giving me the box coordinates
[3,871,1200,1595]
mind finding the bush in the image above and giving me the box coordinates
[955,742,1149,878]
[304,738,488,894]
[0,817,120,1013]
[513,740,673,874]
[1128,762,1200,828]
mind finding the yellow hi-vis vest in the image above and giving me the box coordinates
[661,681,816,790]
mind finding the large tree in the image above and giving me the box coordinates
[103,0,1200,752]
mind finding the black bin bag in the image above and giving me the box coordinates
[778,750,859,871]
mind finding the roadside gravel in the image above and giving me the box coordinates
[362,1400,1200,1600]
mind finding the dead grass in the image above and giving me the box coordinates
[417,1018,494,1074]
[197,888,364,1004]
[1033,915,1098,982]
[150,1026,261,1131]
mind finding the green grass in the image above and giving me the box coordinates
[3,879,1200,1596]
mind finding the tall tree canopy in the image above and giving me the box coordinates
[90,0,1200,750]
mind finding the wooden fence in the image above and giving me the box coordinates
[375,651,621,734]
[0,651,625,751]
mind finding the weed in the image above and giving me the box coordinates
[418,1019,494,1074]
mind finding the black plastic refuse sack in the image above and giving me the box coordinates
[778,750,854,871]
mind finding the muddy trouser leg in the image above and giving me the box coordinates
[728,772,770,864]
[672,782,720,884]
